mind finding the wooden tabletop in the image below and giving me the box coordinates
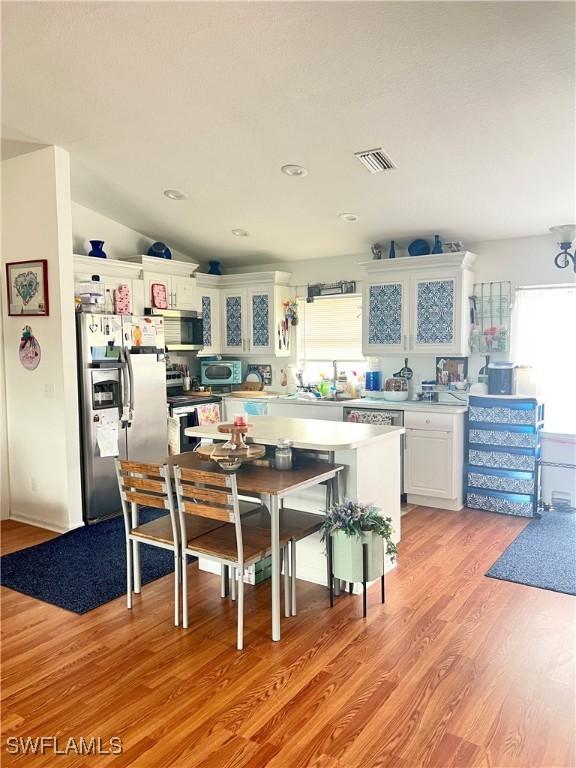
[164,452,343,496]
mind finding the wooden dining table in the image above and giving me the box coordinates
[165,452,343,641]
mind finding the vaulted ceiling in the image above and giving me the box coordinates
[2,1,574,264]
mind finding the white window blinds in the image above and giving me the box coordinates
[300,295,364,361]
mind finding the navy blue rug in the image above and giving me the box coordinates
[0,510,190,614]
[486,509,576,596]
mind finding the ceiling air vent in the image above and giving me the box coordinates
[355,148,395,174]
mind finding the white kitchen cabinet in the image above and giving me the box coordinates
[218,272,292,357]
[196,274,222,355]
[223,398,269,420]
[73,254,144,314]
[405,428,454,498]
[403,409,465,510]
[362,252,476,356]
[121,255,200,312]
[221,288,245,355]
[363,277,410,354]
[171,274,200,311]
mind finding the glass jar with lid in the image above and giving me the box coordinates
[275,439,293,471]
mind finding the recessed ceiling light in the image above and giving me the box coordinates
[163,189,187,200]
[281,164,308,177]
[339,213,359,222]
[231,228,249,237]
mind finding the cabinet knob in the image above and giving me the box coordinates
[425,418,430,424]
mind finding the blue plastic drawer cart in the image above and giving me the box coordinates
[465,395,544,517]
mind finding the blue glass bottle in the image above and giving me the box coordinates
[388,240,396,259]
[432,235,443,254]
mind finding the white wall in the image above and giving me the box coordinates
[72,202,195,263]
[1,146,83,532]
[0,300,9,520]
[237,234,575,386]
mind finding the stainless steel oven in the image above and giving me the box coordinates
[168,400,222,453]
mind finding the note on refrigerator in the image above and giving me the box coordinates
[97,413,119,457]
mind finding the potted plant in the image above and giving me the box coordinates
[321,500,397,584]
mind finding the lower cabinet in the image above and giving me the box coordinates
[404,428,454,498]
[403,410,465,510]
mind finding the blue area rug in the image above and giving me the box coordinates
[486,509,576,596]
[0,510,190,614]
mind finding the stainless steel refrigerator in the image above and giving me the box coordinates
[77,314,168,522]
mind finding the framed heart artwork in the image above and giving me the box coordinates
[5,260,49,316]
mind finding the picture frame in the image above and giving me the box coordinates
[5,260,49,316]
[436,356,468,385]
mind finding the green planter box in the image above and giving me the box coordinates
[331,530,384,583]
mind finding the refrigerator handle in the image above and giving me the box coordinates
[125,348,135,424]
[119,348,131,426]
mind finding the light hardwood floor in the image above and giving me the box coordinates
[1,507,574,768]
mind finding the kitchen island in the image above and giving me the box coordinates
[185,415,404,588]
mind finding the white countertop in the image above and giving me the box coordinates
[185,415,405,450]
[223,394,468,415]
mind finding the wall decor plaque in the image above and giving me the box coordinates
[6,260,49,316]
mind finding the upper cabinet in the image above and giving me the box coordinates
[121,255,200,312]
[362,252,476,356]
[73,254,145,314]
[195,274,222,356]
[216,272,292,357]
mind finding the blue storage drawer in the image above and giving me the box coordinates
[468,447,538,472]
[468,404,538,426]
[469,427,539,449]
[466,465,535,495]
[466,489,534,518]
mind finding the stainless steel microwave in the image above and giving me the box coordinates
[200,360,242,386]
[145,309,203,351]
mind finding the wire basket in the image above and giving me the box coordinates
[469,281,512,353]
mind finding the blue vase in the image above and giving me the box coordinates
[208,260,222,275]
[432,235,443,254]
[89,240,106,258]
[389,240,396,259]
[147,241,172,259]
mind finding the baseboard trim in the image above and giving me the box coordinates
[406,494,463,511]
[8,512,84,534]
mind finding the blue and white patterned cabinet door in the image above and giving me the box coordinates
[225,295,243,348]
[368,282,403,347]
[251,293,270,348]
[415,279,455,346]
[202,295,212,347]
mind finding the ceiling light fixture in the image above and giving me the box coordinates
[550,225,576,272]
[231,228,249,237]
[281,164,308,177]
[339,213,359,222]
[163,189,187,200]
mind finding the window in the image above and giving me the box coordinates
[512,285,576,433]
[298,295,366,381]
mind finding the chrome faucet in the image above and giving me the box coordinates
[332,360,338,390]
